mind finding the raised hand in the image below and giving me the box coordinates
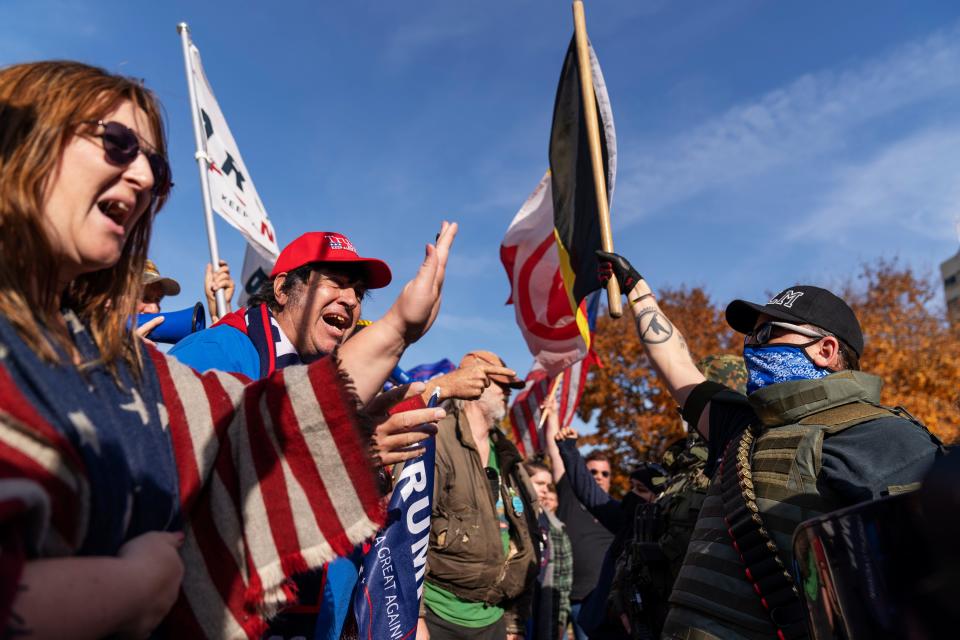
[338,221,457,404]
[383,221,458,346]
[205,260,235,322]
[556,425,579,442]
[596,249,643,296]
[541,387,560,442]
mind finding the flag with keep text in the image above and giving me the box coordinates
[188,42,280,261]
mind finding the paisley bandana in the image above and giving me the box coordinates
[743,344,832,394]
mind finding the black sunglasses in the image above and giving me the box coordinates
[589,469,611,478]
[745,321,828,346]
[85,120,172,200]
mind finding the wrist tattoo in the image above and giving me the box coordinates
[636,307,675,344]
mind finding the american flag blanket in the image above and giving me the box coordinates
[0,312,383,638]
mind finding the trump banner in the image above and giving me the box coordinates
[188,42,280,261]
[354,393,437,640]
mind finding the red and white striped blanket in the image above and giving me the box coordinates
[0,345,384,639]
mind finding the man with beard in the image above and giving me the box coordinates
[418,351,541,640]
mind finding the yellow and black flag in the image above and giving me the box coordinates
[549,36,617,310]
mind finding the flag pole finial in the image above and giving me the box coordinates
[176,22,189,34]
[572,0,623,318]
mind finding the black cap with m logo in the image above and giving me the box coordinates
[725,285,864,356]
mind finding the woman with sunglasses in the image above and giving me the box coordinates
[0,61,456,639]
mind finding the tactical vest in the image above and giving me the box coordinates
[665,372,929,640]
[658,438,710,579]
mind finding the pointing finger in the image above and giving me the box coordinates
[482,365,516,378]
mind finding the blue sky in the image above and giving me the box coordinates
[4,0,960,381]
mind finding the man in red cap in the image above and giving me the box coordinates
[170,231,391,378]
[417,350,541,640]
[169,231,407,639]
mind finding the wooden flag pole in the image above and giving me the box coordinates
[572,0,622,318]
[537,371,566,430]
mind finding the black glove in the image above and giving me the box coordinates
[596,250,643,292]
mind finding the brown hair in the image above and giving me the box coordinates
[585,450,610,465]
[247,262,369,313]
[0,61,169,371]
[523,460,550,477]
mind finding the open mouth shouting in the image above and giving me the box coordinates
[96,197,136,232]
[321,311,353,339]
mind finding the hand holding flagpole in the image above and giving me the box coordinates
[537,371,565,431]
[571,0,622,318]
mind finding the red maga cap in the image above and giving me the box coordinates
[269,232,392,289]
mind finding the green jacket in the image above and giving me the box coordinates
[423,406,540,632]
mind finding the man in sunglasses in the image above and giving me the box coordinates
[418,350,539,640]
[596,250,943,640]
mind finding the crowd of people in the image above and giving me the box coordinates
[0,59,954,640]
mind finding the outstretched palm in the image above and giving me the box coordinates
[386,220,458,345]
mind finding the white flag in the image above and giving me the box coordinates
[237,242,275,307]
[189,44,280,260]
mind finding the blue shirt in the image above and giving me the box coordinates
[168,324,260,378]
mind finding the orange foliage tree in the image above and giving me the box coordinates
[842,259,960,444]
[577,261,959,496]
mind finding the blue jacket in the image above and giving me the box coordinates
[169,324,260,379]
[558,441,639,640]
[169,321,359,640]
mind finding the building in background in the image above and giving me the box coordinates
[941,249,960,324]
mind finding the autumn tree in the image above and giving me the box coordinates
[577,260,960,496]
[577,287,739,496]
[842,259,960,444]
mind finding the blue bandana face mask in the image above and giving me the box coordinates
[742,344,832,394]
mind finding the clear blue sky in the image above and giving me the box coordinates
[4,0,960,381]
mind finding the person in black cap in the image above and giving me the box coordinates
[595,250,943,640]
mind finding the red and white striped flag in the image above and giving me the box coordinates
[154,351,382,638]
[508,349,598,458]
[501,175,603,456]
[501,34,616,456]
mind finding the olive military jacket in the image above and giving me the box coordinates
[423,406,541,633]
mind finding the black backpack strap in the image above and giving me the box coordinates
[718,427,809,640]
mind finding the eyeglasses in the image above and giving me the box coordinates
[84,120,172,200]
[589,469,611,478]
[745,321,829,346]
